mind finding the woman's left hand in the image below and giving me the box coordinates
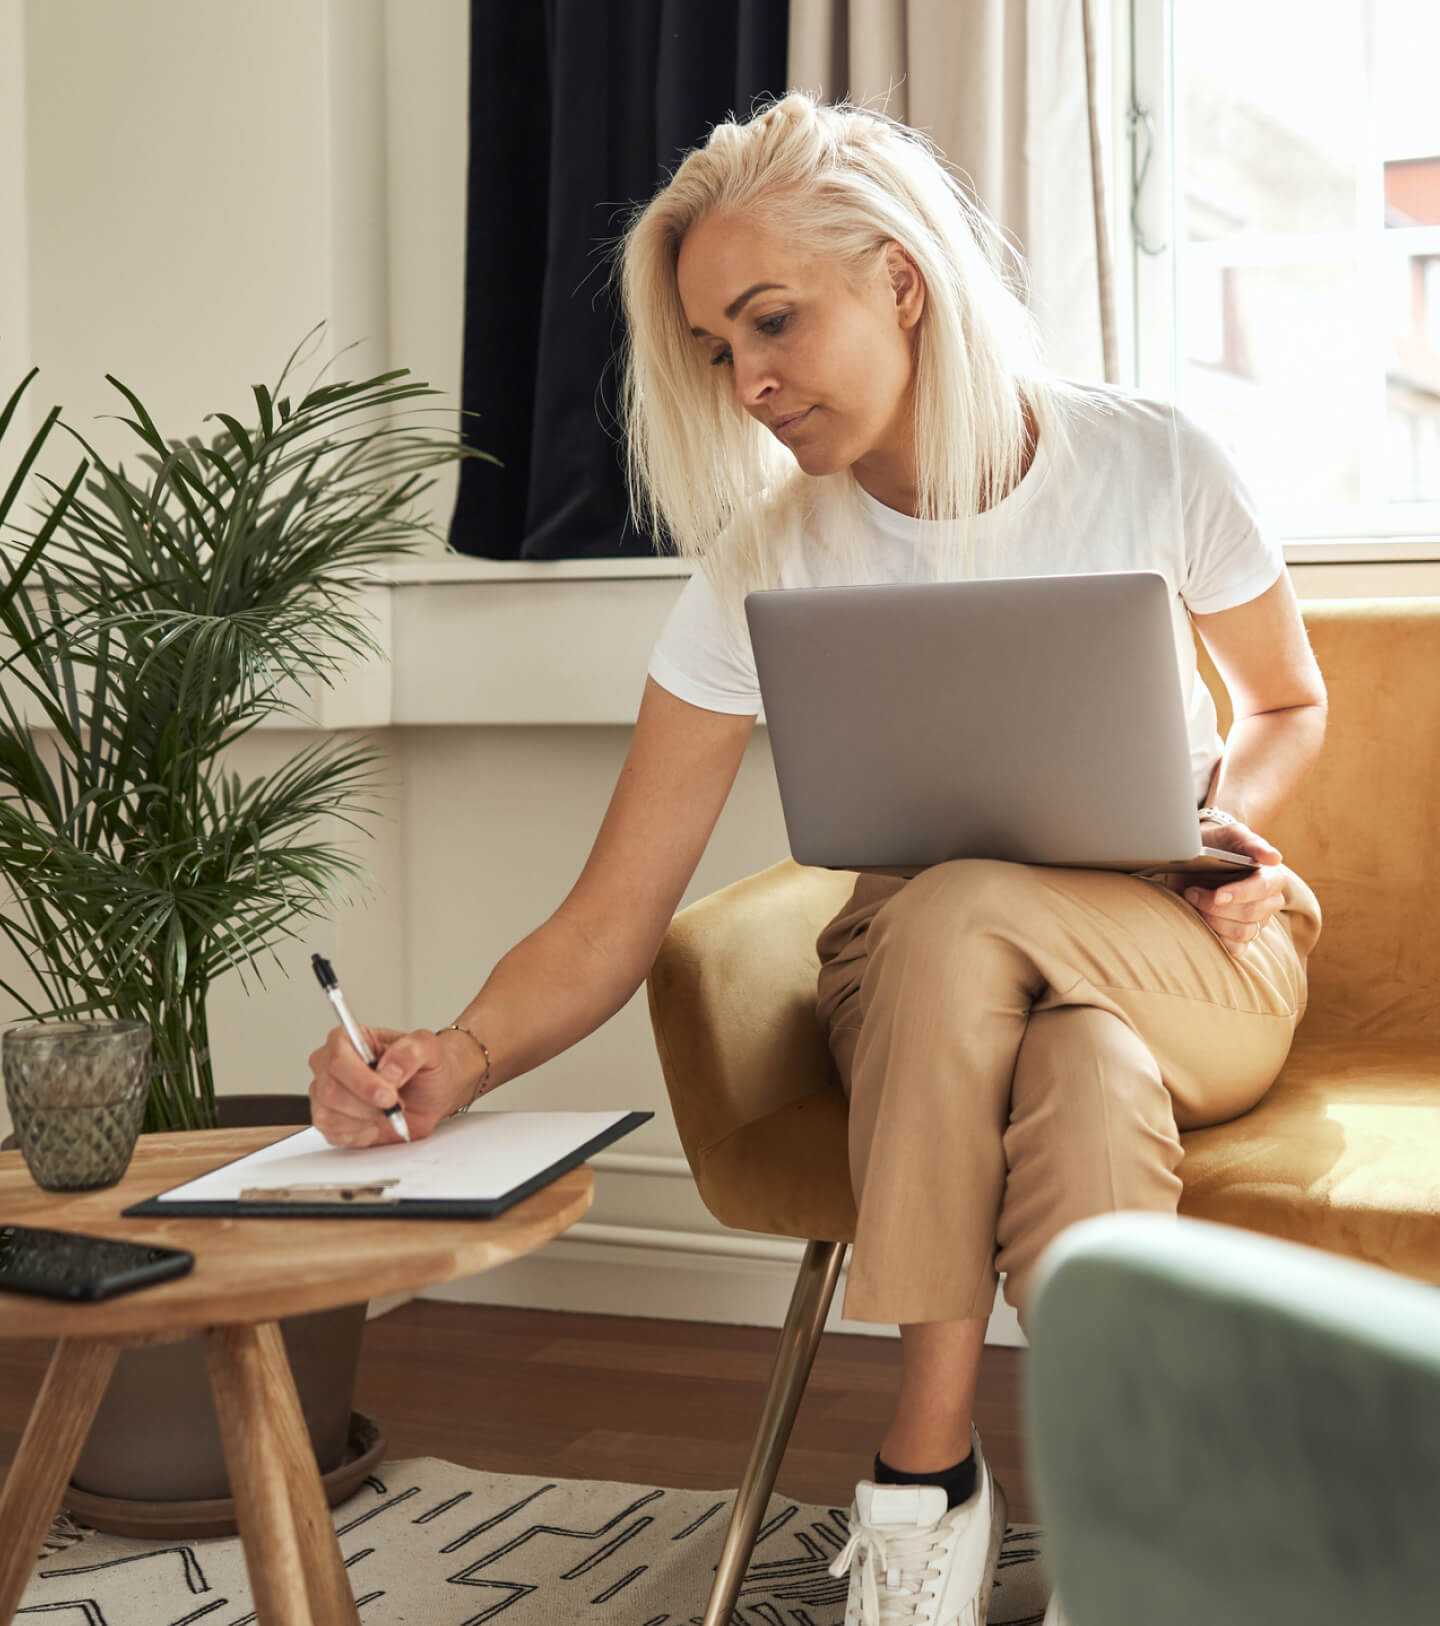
[1161,817,1290,958]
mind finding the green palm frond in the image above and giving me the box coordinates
[0,323,500,1129]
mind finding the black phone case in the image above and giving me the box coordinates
[0,1231,194,1303]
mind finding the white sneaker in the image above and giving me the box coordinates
[828,1427,1007,1625]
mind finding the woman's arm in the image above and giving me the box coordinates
[1200,705,1327,834]
[1192,570,1328,830]
[442,678,758,1098]
[311,680,757,1143]
[1166,571,1328,956]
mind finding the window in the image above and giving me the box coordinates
[1127,0,1440,548]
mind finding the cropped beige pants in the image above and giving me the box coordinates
[814,859,1323,1332]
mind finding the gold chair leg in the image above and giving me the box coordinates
[702,1238,847,1626]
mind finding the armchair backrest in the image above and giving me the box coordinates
[1028,1210,1440,1626]
[1194,598,1440,1044]
[647,860,856,1162]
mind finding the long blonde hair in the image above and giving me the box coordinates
[607,89,1112,635]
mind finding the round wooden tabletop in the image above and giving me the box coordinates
[0,1126,593,1341]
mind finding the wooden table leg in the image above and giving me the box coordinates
[0,1338,120,1625]
[206,1321,360,1626]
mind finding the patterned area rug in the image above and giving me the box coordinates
[30,1458,1051,1623]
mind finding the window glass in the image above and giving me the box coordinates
[1174,0,1440,531]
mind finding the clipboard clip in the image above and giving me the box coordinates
[238,1179,403,1204]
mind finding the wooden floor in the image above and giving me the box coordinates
[0,1299,1035,1521]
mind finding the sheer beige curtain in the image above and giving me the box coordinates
[788,0,1117,384]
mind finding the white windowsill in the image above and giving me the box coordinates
[1284,538,1440,563]
[377,555,696,584]
[223,548,1440,730]
[376,540,1440,579]
[7,549,1438,736]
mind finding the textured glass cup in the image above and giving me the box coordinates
[2,1020,152,1191]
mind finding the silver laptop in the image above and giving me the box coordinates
[744,570,1254,879]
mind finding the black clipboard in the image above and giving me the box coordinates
[121,1110,654,1220]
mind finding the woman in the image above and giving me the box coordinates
[308,91,1325,1626]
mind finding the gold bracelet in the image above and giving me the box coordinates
[437,1022,492,1115]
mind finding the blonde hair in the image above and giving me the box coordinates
[607,88,1112,634]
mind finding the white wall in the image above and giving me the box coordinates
[2,1,1436,1349]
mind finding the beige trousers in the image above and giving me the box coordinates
[814,859,1323,1331]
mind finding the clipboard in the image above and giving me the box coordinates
[121,1109,654,1220]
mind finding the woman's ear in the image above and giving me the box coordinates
[887,241,925,330]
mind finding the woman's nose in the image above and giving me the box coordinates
[733,353,780,411]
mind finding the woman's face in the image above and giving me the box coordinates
[675,210,926,511]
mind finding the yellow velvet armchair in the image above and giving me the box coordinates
[645,596,1440,1625]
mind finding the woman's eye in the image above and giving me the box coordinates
[710,312,790,367]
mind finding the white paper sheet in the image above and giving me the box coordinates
[150,1110,634,1204]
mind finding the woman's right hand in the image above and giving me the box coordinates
[307,1025,482,1147]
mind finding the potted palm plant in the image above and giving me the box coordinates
[0,324,497,1533]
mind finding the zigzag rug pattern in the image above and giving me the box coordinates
[27,1458,1051,1623]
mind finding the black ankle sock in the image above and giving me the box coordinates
[873,1447,977,1510]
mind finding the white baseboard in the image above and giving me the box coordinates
[368,1147,1029,1346]
[370,1218,1027,1349]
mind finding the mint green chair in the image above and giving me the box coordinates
[1026,1213,1440,1625]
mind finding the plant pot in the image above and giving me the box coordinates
[60,1410,386,1541]
[3,1092,378,1529]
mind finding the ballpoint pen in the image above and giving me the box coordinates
[310,952,411,1142]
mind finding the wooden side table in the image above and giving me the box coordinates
[0,1126,594,1626]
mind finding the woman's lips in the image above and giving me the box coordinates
[776,408,815,438]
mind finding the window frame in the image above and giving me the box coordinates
[1121,0,1440,563]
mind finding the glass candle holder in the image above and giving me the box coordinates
[2,1020,152,1191]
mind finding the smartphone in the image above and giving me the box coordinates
[0,1225,195,1302]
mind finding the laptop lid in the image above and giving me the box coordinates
[744,570,1217,873]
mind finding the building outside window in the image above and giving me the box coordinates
[1128,0,1440,550]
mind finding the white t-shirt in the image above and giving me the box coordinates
[645,385,1285,807]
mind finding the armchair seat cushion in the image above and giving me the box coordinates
[693,1038,1440,1288]
[1178,1036,1440,1283]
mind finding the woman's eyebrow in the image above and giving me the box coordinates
[689,282,790,338]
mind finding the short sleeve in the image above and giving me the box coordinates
[1176,410,1286,615]
[646,567,763,715]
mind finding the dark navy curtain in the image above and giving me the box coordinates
[449,0,790,561]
